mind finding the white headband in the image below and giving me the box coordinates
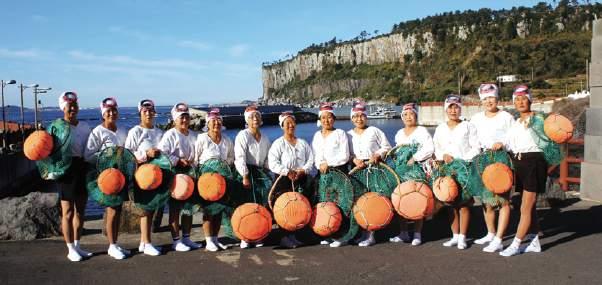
[171,103,189,120]
[478,84,499,100]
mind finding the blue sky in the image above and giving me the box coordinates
[0,0,545,108]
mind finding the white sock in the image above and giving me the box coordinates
[457,234,466,243]
[66,243,77,253]
[492,236,502,244]
[510,237,522,248]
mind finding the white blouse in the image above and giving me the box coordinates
[84,125,128,164]
[347,126,391,160]
[234,129,271,176]
[195,132,234,165]
[125,125,164,163]
[312,129,350,168]
[433,121,480,161]
[470,110,514,150]
[506,117,542,154]
[394,126,434,162]
[268,136,314,176]
[69,120,92,158]
[158,128,198,167]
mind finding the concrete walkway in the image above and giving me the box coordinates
[1,197,601,284]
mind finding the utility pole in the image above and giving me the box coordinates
[586,59,589,91]
[19,84,25,142]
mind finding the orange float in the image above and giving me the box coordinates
[544,113,574,144]
[391,180,434,220]
[23,130,53,161]
[169,174,194,200]
[433,176,459,203]
[135,163,163,191]
[197,172,226,201]
[353,192,394,231]
[482,163,513,194]
[98,168,126,195]
[231,203,272,242]
[310,202,343,237]
[273,192,312,231]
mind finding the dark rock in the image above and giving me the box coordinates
[0,192,61,240]
[102,201,144,235]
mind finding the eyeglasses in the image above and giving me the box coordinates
[102,97,118,108]
[62,92,78,103]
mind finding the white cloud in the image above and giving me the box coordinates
[228,44,249,57]
[177,40,212,51]
[0,48,42,59]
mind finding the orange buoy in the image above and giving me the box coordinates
[273,192,312,232]
[482,162,513,194]
[23,130,53,161]
[169,174,194,200]
[391,180,435,220]
[231,203,272,242]
[353,192,394,231]
[310,202,342,237]
[135,163,163,191]
[433,176,459,203]
[197,172,226,201]
[98,168,126,195]
[544,113,574,144]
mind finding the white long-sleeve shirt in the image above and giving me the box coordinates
[394,126,434,162]
[68,120,92,158]
[506,117,542,154]
[124,125,164,163]
[84,125,128,164]
[312,129,350,168]
[195,133,234,165]
[158,128,198,167]
[470,110,514,150]
[347,126,391,160]
[433,121,480,161]
[234,129,271,176]
[268,137,314,176]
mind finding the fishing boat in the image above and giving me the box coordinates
[367,106,396,119]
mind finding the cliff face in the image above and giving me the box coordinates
[261,2,602,105]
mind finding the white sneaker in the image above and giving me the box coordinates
[483,240,503,253]
[358,234,375,247]
[443,237,458,247]
[474,233,495,245]
[354,231,368,244]
[143,244,161,256]
[172,240,191,252]
[108,245,126,260]
[320,239,333,245]
[457,240,467,250]
[499,244,521,257]
[67,251,83,262]
[389,231,411,243]
[411,238,422,246]
[523,238,542,253]
[255,241,264,248]
[181,237,202,249]
[115,245,130,256]
[205,240,219,252]
[213,237,228,250]
[240,240,250,249]
[280,236,297,249]
[138,242,144,252]
[329,240,347,248]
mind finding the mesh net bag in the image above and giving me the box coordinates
[232,165,273,208]
[529,112,564,166]
[384,144,428,183]
[197,159,239,237]
[170,166,201,216]
[268,174,313,210]
[473,150,513,207]
[430,159,482,206]
[36,119,73,180]
[349,162,400,197]
[86,146,136,208]
[315,168,362,243]
[131,154,174,212]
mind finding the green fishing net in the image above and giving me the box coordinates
[269,174,313,210]
[316,168,362,243]
[170,166,201,216]
[86,146,136,208]
[431,159,482,205]
[384,144,428,183]
[529,112,564,166]
[473,150,513,207]
[36,119,72,180]
[349,162,400,197]
[197,159,239,238]
[233,165,273,208]
[131,154,174,212]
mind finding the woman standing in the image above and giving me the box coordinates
[433,95,480,250]
[52,92,92,261]
[347,103,391,247]
[389,103,434,246]
[195,108,233,252]
[124,99,163,256]
[158,103,201,252]
[500,85,552,257]
[311,103,351,248]
[84,97,129,260]
[470,84,515,253]
[234,105,272,249]
[268,111,314,249]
